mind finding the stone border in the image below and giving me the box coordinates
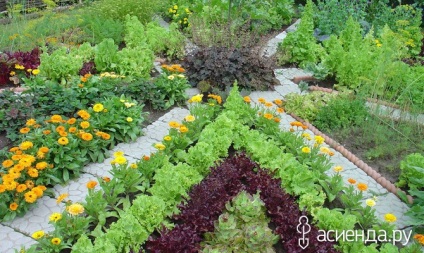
[288,112,413,204]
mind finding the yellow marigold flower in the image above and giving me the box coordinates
[9,202,18,211]
[320,147,330,154]
[67,118,76,124]
[36,162,48,170]
[264,102,273,107]
[39,147,49,153]
[58,137,69,145]
[31,230,45,240]
[114,151,124,157]
[27,168,39,178]
[27,68,32,73]
[333,166,343,172]
[357,183,368,191]
[126,117,133,122]
[0,185,6,193]
[2,159,14,168]
[184,115,195,122]
[301,133,311,140]
[86,180,97,189]
[50,115,63,123]
[384,213,397,223]
[114,156,127,165]
[77,110,90,120]
[130,163,137,169]
[315,135,325,145]
[56,193,68,204]
[208,94,222,104]
[80,76,87,82]
[301,147,311,154]
[32,69,40,75]
[189,94,203,103]
[69,127,77,133]
[4,180,17,191]
[274,117,281,123]
[264,113,273,120]
[81,133,93,141]
[103,176,111,182]
[55,126,65,133]
[80,121,90,129]
[179,125,188,133]
[25,180,34,189]
[16,184,27,193]
[26,118,36,126]
[101,133,110,140]
[168,75,175,80]
[15,64,25,70]
[24,191,37,203]
[169,121,180,128]
[10,71,16,76]
[258,98,266,104]
[164,135,172,141]
[67,203,84,216]
[51,237,61,245]
[43,130,51,135]
[365,199,376,207]
[243,96,251,103]
[32,187,44,197]
[154,143,166,150]
[273,99,283,106]
[290,121,303,127]
[93,103,104,112]
[20,141,33,150]
[413,234,424,245]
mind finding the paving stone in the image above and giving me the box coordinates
[53,173,96,203]
[275,68,313,80]
[0,224,36,253]
[261,37,283,58]
[275,31,287,40]
[186,88,200,98]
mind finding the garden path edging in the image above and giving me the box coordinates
[288,112,413,204]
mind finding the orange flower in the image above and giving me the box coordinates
[50,115,63,123]
[81,133,93,141]
[102,177,111,183]
[347,178,357,184]
[2,159,14,168]
[58,131,68,137]
[258,98,266,104]
[39,147,49,153]
[80,121,90,129]
[413,234,424,245]
[273,99,283,106]
[243,96,251,103]
[25,180,34,189]
[20,127,30,134]
[264,113,273,120]
[56,126,65,132]
[36,162,48,170]
[143,155,150,161]
[16,184,27,193]
[277,108,284,113]
[264,102,273,107]
[357,183,368,191]
[67,118,76,124]
[69,127,77,133]
[101,133,110,140]
[9,202,18,211]
[274,117,281,123]
[56,193,69,204]
[32,186,44,197]
[290,121,303,127]
[43,130,51,135]
[86,180,98,189]
[80,76,87,82]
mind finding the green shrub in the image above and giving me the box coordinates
[314,94,369,131]
[145,22,185,59]
[398,153,424,190]
[82,16,124,45]
[93,38,119,73]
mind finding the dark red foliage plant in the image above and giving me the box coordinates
[144,153,339,253]
[0,48,40,85]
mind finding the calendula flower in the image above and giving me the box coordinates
[315,135,325,144]
[184,115,195,122]
[32,69,40,75]
[277,108,284,113]
[126,117,133,122]
[36,162,48,170]
[167,75,175,80]
[67,203,84,216]
[384,213,397,223]
[81,133,93,141]
[273,99,283,106]
[365,199,376,207]
[86,180,97,189]
[189,94,203,103]
[16,184,27,193]
[31,187,43,198]
[20,141,33,150]
[258,98,266,104]
[208,94,222,104]
[114,151,124,157]
[357,183,368,191]
[301,133,311,140]
[114,156,127,165]
[155,143,166,150]
[9,202,18,211]
[301,147,311,154]
[56,193,69,204]
[51,238,61,245]
[43,130,51,135]
[263,113,273,120]
[264,102,273,107]
[169,121,180,128]
[243,96,251,103]
[274,117,281,123]
[50,115,63,123]
[26,118,36,126]
[2,159,14,168]
[130,163,137,169]
[143,155,150,161]
[333,166,343,172]
[58,137,69,145]
[347,178,356,185]
[80,121,90,129]
[93,103,104,112]
[24,191,37,203]
[413,234,424,245]
[179,125,188,133]
[32,230,45,240]
[103,177,111,182]
[49,212,62,222]
[164,136,172,141]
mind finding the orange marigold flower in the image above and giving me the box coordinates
[27,168,39,178]
[290,121,303,127]
[24,191,37,203]
[86,180,98,189]
[58,131,68,137]
[16,184,27,193]
[264,113,273,120]
[32,186,44,197]
[39,147,49,153]
[413,234,424,245]
[25,180,35,189]
[273,99,283,106]
[258,98,266,104]
[101,133,110,140]
[36,162,48,170]
[20,127,30,134]
[264,102,273,107]
[143,155,150,161]
[69,127,77,133]
[277,108,284,113]
[56,193,69,204]
[103,177,111,182]
[50,115,63,123]
[274,117,281,123]
[9,202,18,211]
[2,159,14,168]
[357,183,368,191]
[81,133,93,141]
[169,121,180,128]
[179,125,188,133]
[243,96,251,103]
[26,118,37,126]
[347,178,357,184]
[80,121,90,129]
[67,118,76,124]
[43,130,51,135]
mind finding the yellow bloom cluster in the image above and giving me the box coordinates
[188,94,203,103]
[208,94,222,104]
[111,151,127,165]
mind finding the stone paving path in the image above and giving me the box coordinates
[1,19,418,252]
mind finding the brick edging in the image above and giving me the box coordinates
[288,112,413,204]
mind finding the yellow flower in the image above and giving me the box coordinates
[264,113,273,120]
[333,166,343,172]
[10,71,16,76]
[15,64,25,70]
[168,75,175,80]
[164,135,172,141]
[93,103,104,112]
[80,121,90,129]
[189,94,203,103]
[413,234,424,245]
[56,193,69,204]
[365,199,376,207]
[2,159,14,168]
[114,156,127,165]
[179,125,188,133]
[114,151,124,157]
[301,147,311,154]
[126,117,133,122]
[264,102,273,107]
[315,135,325,145]
[173,4,178,9]
[301,133,311,140]
[86,180,97,189]
[32,69,40,75]
[243,96,251,103]
[169,121,180,128]
[26,118,36,126]
[155,143,166,150]
[16,184,27,193]
[258,98,266,104]
[49,212,62,222]
[24,191,37,203]
[36,162,48,170]
[184,115,195,122]
[384,213,397,223]
[32,230,45,240]
[50,115,63,123]
[67,203,85,216]
[58,137,69,145]
[51,238,61,245]
[273,99,283,106]
[20,141,34,150]
[81,133,93,141]
[130,163,137,169]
